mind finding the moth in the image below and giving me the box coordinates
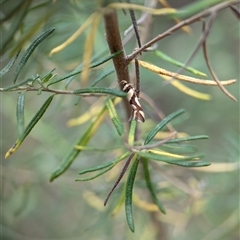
[120,80,145,123]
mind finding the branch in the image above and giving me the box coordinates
[125,131,177,152]
[0,86,121,97]
[201,18,237,102]
[104,153,135,206]
[0,86,74,94]
[127,0,239,62]
[103,9,132,120]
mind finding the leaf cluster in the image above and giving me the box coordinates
[1,0,238,233]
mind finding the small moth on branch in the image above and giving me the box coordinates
[120,80,145,123]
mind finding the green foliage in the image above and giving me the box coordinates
[73,87,127,97]
[48,50,123,86]
[0,50,21,77]
[91,68,115,87]
[13,28,55,83]
[1,0,32,54]
[49,103,111,182]
[1,0,238,239]
[125,156,139,232]
[143,158,166,214]
[77,152,130,176]
[106,97,124,135]
[16,92,25,137]
[5,94,55,158]
[144,109,185,145]
[154,50,206,77]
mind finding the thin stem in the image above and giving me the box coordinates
[201,17,237,102]
[135,59,140,98]
[104,153,135,206]
[127,1,239,62]
[124,131,177,153]
[140,92,176,132]
[126,0,141,48]
[0,86,117,97]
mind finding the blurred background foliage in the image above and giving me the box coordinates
[1,0,239,239]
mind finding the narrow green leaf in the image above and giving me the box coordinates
[155,50,206,77]
[137,151,205,162]
[16,92,25,137]
[0,50,21,77]
[142,158,166,214]
[73,87,127,97]
[19,94,54,142]
[1,78,33,91]
[50,147,79,181]
[0,0,25,23]
[137,152,210,167]
[160,144,199,155]
[75,146,122,151]
[50,103,108,182]
[106,97,124,136]
[41,68,56,83]
[112,184,126,213]
[89,50,123,69]
[76,165,114,181]
[168,161,211,167]
[104,153,135,206]
[125,156,139,233]
[173,0,223,19]
[166,135,209,143]
[144,109,185,145]
[91,68,115,87]
[128,120,137,145]
[65,48,109,88]
[10,10,53,56]
[48,50,123,87]
[1,0,31,55]
[29,0,53,11]
[13,27,55,83]
[78,152,130,175]
[5,94,54,158]
[112,118,124,135]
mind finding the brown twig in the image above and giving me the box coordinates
[140,92,176,133]
[201,18,237,102]
[125,131,177,152]
[230,5,240,19]
[126,0,142,48]
[104,153,135,206]
[127,1,239,62]
[134,58,140,97]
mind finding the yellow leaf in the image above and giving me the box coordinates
[67,100,103,127]
[162,75,211,100]
[107,3,176,15]
[155,131,188,139]
[111,185,125,216]
[49,12,96,56]
[81,12,101,85]
[5,140,21,159]
[159,0,191,34]
[148,149,186,159]
[189,162,239,172]
[133,194,159,212]
[138,60,236,86]
[67,97,122,127]
[83,191,104,211]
